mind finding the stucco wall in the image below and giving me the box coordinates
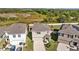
[32,31,48,40]
[32,30,51,41]
[58,35,71,41]
[5,28,27,45]
[8,33,26,45]
[32,31,47,37]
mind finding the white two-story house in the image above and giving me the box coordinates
[0,23,27,46]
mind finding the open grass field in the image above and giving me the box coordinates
[0,20,18,27]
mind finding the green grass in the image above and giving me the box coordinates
[45,40,58,51]
[51,25,61,30]
[0,37,33,51]
[0,20,18,27]
[0,39,5,49]
[27,32,32,40]
[23,36,33,51]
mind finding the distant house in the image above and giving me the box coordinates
[57,24,79,51]
[0,23,27,46]
[32,23,51,51]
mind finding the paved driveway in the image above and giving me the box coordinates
[57,43,70,51]
[33,38,45,51]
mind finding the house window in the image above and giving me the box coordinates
[13,35,16,38]
[37,32,41,34]
[75,35,77,38]
[61,33,64,37]
[67,34,69,38]
[18,34,21,37]
[71,35,73,39]
[67,35,73,38]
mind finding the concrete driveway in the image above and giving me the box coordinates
[33,38,45,51]
[57,43,70,51]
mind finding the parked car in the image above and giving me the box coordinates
[10,45,16,51]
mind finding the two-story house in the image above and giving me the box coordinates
[57,24,79,51]
[0,23,27,47]
[32,23,51,51]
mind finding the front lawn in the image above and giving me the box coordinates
[45,40,58,51]
[23,36,33,51]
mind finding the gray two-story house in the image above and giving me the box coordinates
[57,24,79,51]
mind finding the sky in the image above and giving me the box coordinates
[0,0,79,8]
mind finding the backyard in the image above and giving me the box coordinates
[45,25,59,51]
[50,25,61,30]
[45,39,58,51]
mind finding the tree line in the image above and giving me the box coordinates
[0,8,79,23]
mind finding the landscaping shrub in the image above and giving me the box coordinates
[27,32,32,40]
[51,31,58,41]
[45,43,51,48]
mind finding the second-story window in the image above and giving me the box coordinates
[62,33,64,37]
[13,35,16,38]
[71,35,73,39]
[18,34,21,37]
[67,34,69,38]
[75,35,77,38]
[37,32,41,34]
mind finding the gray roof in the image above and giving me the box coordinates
[32,23,50,32]
[6,23,27,34]
[58,24,79,35]
[0,23,27,35]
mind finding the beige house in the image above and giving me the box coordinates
[57,24,79,51]
[32,23,51,51]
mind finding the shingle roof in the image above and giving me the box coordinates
[6,23,27,34]
[58,24,79,35]
[0,23,27,35]
[32,23,50,32]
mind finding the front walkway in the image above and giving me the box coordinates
[33,38,45,51]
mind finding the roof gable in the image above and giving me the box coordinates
[59,24,79,35]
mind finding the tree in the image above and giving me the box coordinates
[51,32,58,41]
